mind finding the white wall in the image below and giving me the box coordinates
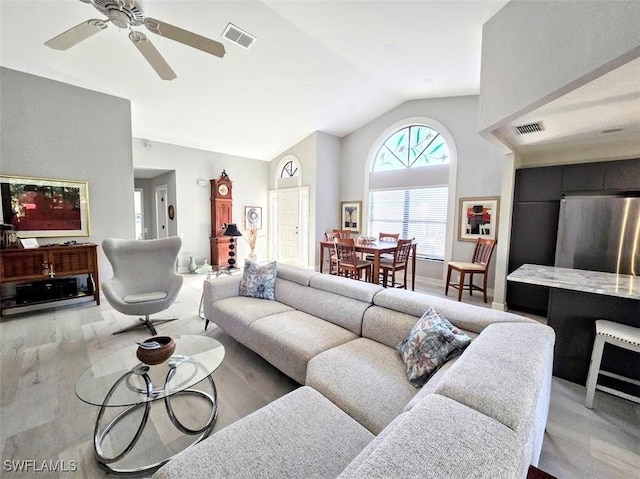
[479,0,640,134]
[0,67,134,279]
[314,132,341,265]
[341,95,504,284]
[132,138,269,270]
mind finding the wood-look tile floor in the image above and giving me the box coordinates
[0,274,637,478]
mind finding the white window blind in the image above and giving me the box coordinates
[368,187,448,260]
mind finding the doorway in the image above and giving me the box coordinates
[155,185,168,239]
[134,188,145,240]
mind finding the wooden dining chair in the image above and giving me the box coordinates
[332,229,352,239]
[334,238,373,282]
[324,232,339,274]
[365,232,400,261]
[379,238,413,289]
[445,238,497,303]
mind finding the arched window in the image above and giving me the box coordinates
[280,159,299,178]
[368,122,452,261]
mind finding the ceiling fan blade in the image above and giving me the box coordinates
[129,31,177,81]
[44,19,108,50]
[144,18,226,58]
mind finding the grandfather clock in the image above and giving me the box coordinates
[210,171,233,269]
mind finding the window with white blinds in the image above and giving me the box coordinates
[368,187,448,260]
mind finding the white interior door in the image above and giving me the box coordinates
[134,188,145,240]
[277,189,300,265]
[155,185,168,239]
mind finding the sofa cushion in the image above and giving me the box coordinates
[306,337,417,434]
[276,263,318,285]
[250,310,359,384]
[397,307,471,387]
[208,296,294,347]
[274,279,372,335]
[362,305,478,349]
[372,288,534,334]
[239,259,277,300]
[433,322,555,467]
[153,386,374,479]
[309,273,383,303]
[402,356,459,412]
[338,394,525,479]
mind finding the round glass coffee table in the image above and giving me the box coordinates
[76,335,225,474]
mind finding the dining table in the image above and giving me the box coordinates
[319,239,417,290]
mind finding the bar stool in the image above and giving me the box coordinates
[584,320,640,408]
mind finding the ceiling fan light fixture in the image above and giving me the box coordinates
[222,23,256,49]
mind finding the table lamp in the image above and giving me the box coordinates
[221,223,243,275]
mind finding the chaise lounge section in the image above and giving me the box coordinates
[155,264,554,478]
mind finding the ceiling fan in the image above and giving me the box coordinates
[44,0,226,80]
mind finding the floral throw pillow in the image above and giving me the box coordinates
[396,307,471,388]
[239,260,277,300]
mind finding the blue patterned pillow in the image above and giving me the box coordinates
[239,260,277,300]
[397,307,471,388]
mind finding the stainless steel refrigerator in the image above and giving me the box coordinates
[555,195,640,275]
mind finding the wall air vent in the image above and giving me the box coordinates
[514,122,544,135]
[222,23,256,49]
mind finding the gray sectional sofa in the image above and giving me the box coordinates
[154,264,555,479]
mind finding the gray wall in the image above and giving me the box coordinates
[479,0,640,133]
[0,67,134,279]
[315,132,341,265]
[341,95,504,284]
[132,138,269,270]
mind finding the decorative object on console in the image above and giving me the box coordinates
[211,172,233,270]
[0,175,90,237]
[188,255,198,273]
[136,336,176,365]
[458,196,499,242]
[397,307,471,387]
[218,223,242,276]
[239,259,277,300]
[0,224,18,249]
[340,201,362,233]
[245,227,258,260]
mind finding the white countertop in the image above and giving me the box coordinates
[507,264,640,300]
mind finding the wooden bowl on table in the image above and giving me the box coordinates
[136,336,176,365]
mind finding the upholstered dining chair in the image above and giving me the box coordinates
[445,238,496,303]
[334,238,373,282]
[102,237,183,335]
[379,238,413,289]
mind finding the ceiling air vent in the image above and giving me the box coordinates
[514,122,544,135]
[222,23,256,49]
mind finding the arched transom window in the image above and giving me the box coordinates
[280,160,299,178]
[372,125,449,172]
[368,123,451,261]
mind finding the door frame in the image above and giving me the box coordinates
[155,184,168,239]
[134,187,145,240]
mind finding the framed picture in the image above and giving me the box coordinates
[0,175,90,238]
[458,197,499,242]
[340,201,362,233]
[244,206,262,230]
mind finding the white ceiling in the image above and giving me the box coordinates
[2,1,637,165]
[0,0,509,161]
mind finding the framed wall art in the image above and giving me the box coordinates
[0,175,90,237]
[458,197,499,242]
[244,206,262,230]
[340,201,362,233]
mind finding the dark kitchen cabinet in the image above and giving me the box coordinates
[603,158,640,191]
[562,162,605,192]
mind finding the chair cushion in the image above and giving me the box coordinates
[123,291,168,303]
[240,259,277,300]
[448,261,486,271]
[396,307,471,387]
